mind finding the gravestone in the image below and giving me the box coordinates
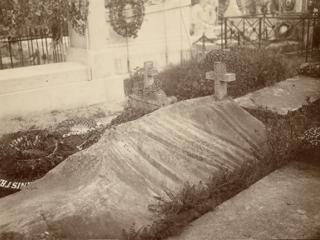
[143,61,158,89]
[206,62,236,100]
[128,61,177,112]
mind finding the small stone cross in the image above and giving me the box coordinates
[206,62,236,100]
[143,61,158,89]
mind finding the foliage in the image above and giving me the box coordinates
[156,58,208,100]
[247,99,320,166]
[203,48,292,96]
[270,0,279,15]
[299,62,320,78]
[157,48,296,101]
[260,1,269,15]
[109,106,153,126]
[0,0,89,38]
[301,127,320,147]
[124,66,145,96]
[108,0,145,38]
[122,158,272,240]
[246,0,257,15]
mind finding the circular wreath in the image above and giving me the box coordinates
[0,130,59,180]
[282,0,296,11]
[108,0,145,38]
[0,118,101,181]
[274,22,294,40]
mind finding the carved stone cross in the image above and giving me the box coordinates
[128,61,176,113]
[143,61,158,89]
[206,62,236,100]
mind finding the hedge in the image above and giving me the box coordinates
[157,47,300,100]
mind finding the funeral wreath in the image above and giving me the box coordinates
[283,0,296,11]
[108,0,145,38]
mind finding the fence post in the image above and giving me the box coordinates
[8,39,14,68]
[29,28,36,65]
[302,18,306,55]
[243,18,245,37]
[224,17,228,48]
[311,17,316,60]
[19,36,24,66]
[306,18,311,62]
[202,33,206,55]
[221,18,224,49]
[125,35,131,75]
[0,48,3,69]
[264,18,268,40]
[258,17,262,49]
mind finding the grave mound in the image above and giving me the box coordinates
[0,97,269,239]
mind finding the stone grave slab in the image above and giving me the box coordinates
[0,97,269,239]
[235,76,320,115]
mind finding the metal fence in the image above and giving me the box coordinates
[221,14,320,62]
[0,27,70,70]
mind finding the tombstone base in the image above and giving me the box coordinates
[212,95,233,102]
[129,89,177,112]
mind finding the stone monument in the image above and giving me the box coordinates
[206,62,236,100]
[128,61,177,112]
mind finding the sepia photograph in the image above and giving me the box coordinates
[0,0,319,239]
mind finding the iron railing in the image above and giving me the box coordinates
[0,27,70,70]
[221,15,320,62]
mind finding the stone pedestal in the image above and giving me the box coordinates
[67,0,112,81]
[66,0,129,105]
[128,62,177,112]
[129,90,177,112]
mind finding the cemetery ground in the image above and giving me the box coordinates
[0,49,319,239]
